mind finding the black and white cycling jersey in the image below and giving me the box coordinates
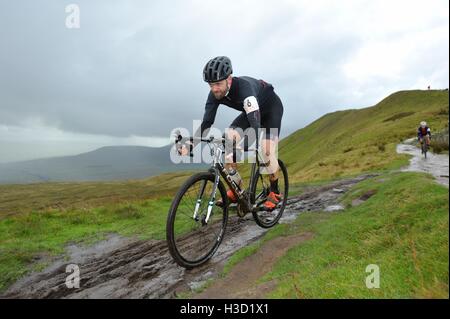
[199,76,282,138]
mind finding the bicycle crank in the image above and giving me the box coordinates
[236,203,247,218]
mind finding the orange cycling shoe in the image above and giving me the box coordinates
[216,189,238,207]
[263,192,282,211]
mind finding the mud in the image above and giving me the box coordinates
[351,189,377,207]
[1,174,377,299]
[397,140,449,187]
[192,232,314,299]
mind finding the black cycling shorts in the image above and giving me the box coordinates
[229,91,284,140]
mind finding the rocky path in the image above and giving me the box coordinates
[396,139,449,187]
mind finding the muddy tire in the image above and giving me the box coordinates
[422,142,428,158]
[166,171,228,269]
[250,159,289,228]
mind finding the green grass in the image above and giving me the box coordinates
[430,125,449,154]
[0,196,173,292]
[245,172,449,298]
[0,170,198,219]
[219,209,332,280]
[279,90,449,183]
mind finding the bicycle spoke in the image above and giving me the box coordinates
[252,160,288,228]
[170,176,226,265]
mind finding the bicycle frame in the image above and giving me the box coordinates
[419,136,430,157]
[186,136,263,224]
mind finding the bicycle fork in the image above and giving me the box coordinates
[193,171,221,225]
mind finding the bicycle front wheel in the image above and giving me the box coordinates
[422,142,428,158]
[250,159,289,228]
[166,171,228,269]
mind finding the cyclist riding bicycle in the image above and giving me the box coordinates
[417,121,432,146]
[178,56,284,210]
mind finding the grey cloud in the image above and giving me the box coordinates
[0,0,448,148]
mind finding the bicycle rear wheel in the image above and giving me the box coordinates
[250,159,289,228]
[166,171,228,269]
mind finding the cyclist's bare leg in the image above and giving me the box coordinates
[261,135,282,211]
[261,136,280,183]
[225,128,242,187]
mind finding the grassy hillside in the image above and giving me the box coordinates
[279,90,449,182]
[2,90,446,219]
[0,170,200,219]
[220,172,449,298]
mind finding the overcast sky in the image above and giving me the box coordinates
[0,0,448,163]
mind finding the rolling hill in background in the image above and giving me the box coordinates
[1,90,447,216]
[0,90,448,185]
[0,145,208,184]
[279,89,449,182]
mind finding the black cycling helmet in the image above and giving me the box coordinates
[203,56,233,83]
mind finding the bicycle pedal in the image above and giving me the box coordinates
[236,203,247,217]
[237,211,247,218]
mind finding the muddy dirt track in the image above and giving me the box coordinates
[1,174,378,299]
[397,140,449,187]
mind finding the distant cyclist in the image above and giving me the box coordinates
[417,121,432,147]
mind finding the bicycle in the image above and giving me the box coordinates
[166,134,289,269]
[419,137,430,159]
